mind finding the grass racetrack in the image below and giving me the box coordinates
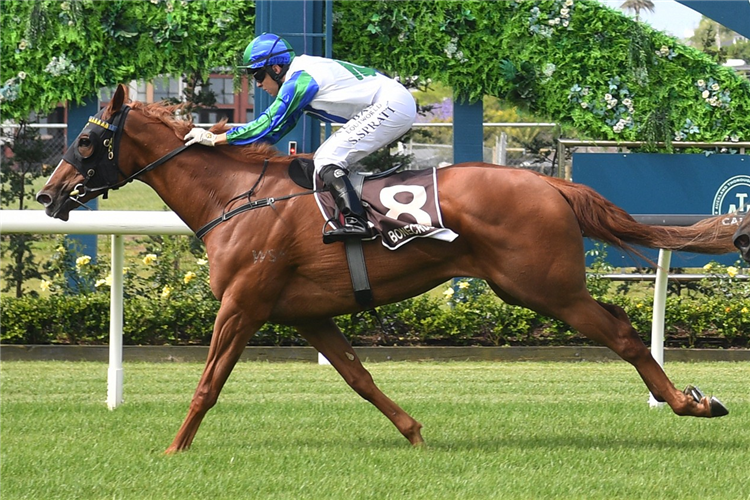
[2,360,749,499]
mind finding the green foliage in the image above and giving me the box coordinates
[3,0,748,145]
[0,0,254,119]
[333,0,750,144]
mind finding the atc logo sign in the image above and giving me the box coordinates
[712,175,750,217]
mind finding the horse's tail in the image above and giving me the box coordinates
[541,175,737,255]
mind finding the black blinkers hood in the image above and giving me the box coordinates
[62,106,130,193]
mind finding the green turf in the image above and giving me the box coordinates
[2,361,749,500]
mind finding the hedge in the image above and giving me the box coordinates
[3,279,750,349]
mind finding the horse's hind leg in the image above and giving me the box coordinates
[296,319,424,445]
[555,294,724,418]
[166,297,262,454]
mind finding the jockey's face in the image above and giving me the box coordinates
[255,64,282,97]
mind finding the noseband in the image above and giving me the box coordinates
[63,106,190,204]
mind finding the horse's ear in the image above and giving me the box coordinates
[107,84,128,115]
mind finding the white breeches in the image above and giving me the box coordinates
[313,85,416,172]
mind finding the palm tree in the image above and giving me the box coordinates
[620,0,655,22]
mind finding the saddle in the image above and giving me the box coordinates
[289,158,458,250]
[288,158,458,308]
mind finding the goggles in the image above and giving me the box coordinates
[250,67,267,82]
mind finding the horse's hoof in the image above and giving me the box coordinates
[709,396,729,417]
[684,385,729,417]
[683,385,704,402]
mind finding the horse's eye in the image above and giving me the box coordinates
[78,136,95,158]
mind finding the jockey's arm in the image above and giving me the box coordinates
[226,70,319,146]
[184,71,319,148]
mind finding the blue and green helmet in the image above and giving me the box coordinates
[240,33,296,70]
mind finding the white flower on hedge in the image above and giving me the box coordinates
[711,83,720,91]
[580,102,588,109]
[696,79,705,88]
[197,258,208,266]
[702,90,710,99]
[40,280,52,292]
[143,254,157,265]
[443,288,454,298]
[17,72,26,80]
[560,7,569,17]
[443,38,467,63]
[44,54,76,77]
[161,285,172,298]
[458,281,470,289]
[18,39,28,50]
[565,0,573,6]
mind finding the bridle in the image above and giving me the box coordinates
[63,105,190,206]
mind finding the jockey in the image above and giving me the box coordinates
[184,33,417,243]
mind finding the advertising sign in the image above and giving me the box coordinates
[572,153,747,267]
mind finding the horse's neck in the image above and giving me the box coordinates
[139,149,281,233]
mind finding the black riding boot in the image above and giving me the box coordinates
[320,165,373,244]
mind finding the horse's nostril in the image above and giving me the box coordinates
[36,192,52,206]
[734,234,750,250]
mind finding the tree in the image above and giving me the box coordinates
[692,22,728,63]
[620,0,655,22]
[689,16,749,64]
[727,39,750,63]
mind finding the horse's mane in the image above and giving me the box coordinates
[129,100,283,162]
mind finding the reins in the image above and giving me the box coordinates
[70,144,192,203]
[194,158,319,240]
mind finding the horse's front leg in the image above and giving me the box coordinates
[297,319,424,446]
[166,296,262,454]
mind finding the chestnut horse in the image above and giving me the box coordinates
[38,85,737,453]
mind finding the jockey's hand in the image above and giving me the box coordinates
[184,128,217,147]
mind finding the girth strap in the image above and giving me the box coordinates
[344,173,374,308]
